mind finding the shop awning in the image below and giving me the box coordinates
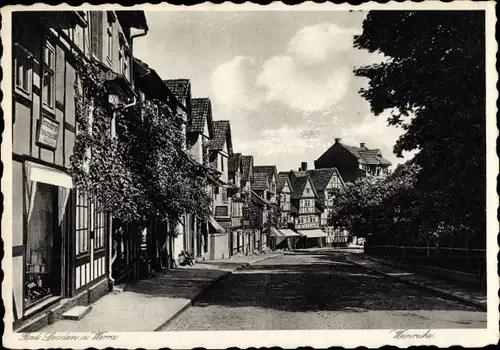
[279,229,301,237]
[297,229,327,238]
[270,226,284,236]
[270,227,300,237]
[25,161,73,224]
[208,216,226,234]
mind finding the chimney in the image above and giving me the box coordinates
[301,162,308,171]
[360,142,366,148]
[335,138,341,144]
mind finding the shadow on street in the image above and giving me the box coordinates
[187,252,481,313]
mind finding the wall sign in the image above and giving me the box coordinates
[36,115,60,150]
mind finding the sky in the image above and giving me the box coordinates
[134,10,414,172]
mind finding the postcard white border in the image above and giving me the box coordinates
[1,1,498,349]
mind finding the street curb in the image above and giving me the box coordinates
[153,253,282,331]
[347,258,487,312]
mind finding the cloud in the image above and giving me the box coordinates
[287,23,360,64]
[237,125,324,158]
[209,56,262,111]
[256,55,350,112]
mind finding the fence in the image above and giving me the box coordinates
[364,245,486,275]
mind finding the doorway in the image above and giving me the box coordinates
[25,183,62,308]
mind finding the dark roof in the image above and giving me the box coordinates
[253,165,277,183]
[209,121,233,154]
[317,141,392,167]
[228,153,242,174]
[116,11,148,30]
[277,172,292,193]
[290,176,308,199]
[241,155,254,181]
[251,173,269,191]
[190,98,213,135]
[133,58,181,108]
[344,144,392,166]
[163,79,190,103]
[289,170,318,199]
[307,169,337,198]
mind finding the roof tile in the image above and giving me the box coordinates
[210,120,232,152]
[163,79,190,103]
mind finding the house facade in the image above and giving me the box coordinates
[10,10,147,331]
[277,172,293,228]
[251,165,279,250]
[314,138,392,183]
[228,153,250,256]
[278,164,328,247]
[240,155,261,254]
[208,120,234,260]
[307,167,349,246]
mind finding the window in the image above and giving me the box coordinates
[42,40,56,109]
[221,188,228,203]
[14,43,32,95]
[76,190,89,255]
[90,11,104,60]
[93,204,106,249]
[123,52,129,78]
[77,190,106,254]
[106,25,113,63]
[221,156,224,172]
[119,46,124,74]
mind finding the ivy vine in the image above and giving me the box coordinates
[70,57,211,233]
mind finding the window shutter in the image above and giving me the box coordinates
[90,11,103,60]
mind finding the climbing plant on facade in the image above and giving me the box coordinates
[70,57,211,230]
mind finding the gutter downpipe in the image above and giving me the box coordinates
[109,24,148,289]
[108,96,137,291]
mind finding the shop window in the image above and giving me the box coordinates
[42,40,56,110]
[13,43,32,97]
[25,183,59,307]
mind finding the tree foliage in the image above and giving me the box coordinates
[243,204,264,231]
[70,58,211,231]
[353,11,485,248]
[329,161,421,245]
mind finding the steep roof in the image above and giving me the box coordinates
[277,172,292,193]
[253,165,277,183]
[316,140,392,167]
[190,98,213,136]
[289,171,317,199]
[209,120,233,154]
[307,168,342,199]
[241,155,254,181]
[251,173,269,191]
[163,79,190,103]
[228,153,242,174]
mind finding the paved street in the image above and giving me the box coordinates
[161,250,486,330]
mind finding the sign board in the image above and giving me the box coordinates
[36,115,60,150]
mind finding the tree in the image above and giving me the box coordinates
[329,161,421,245]
[353,11,485,248]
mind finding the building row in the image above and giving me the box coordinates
[9,10,391,331]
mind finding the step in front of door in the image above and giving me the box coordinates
[61,305,92,321]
